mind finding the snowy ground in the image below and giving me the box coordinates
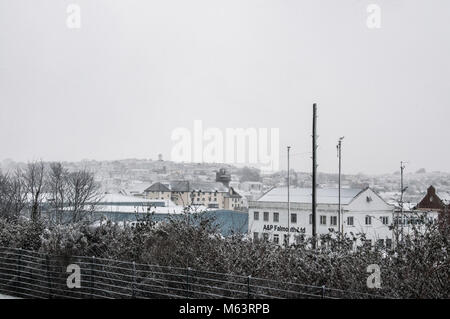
[0,293,19,299]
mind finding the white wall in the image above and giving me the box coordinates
[248,188,395,246]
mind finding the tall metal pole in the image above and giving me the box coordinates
[287,146,291,246]
[337,137,344,233]
[312,104,317,247]
[400,161,406,238]
[400,161,405,212]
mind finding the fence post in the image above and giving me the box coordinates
[90,256,95,299]
[46,255,52,299]
[131,261,136,298]
[247,275,251,299]
[321,285,326,299]
[186,267,191,296]
[16,253,21,295]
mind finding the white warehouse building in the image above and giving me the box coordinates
[248,187,395,247]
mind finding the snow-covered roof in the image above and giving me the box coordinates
[144,182,171,193]
[94,193,187,214]
[98,193,179,207]
[144,180,229,193]
[437,192,450,203]
[257,187,364,205]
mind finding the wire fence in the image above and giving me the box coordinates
[0,246,387,299]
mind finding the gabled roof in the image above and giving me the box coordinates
[186,181,229,193]
[146,180,229,193]
[257,187,363,205]
[415,185,448,210]
[144,182,171,193]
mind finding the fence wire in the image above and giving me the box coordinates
[0,247,387,299]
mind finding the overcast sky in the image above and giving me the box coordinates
[0,0,449,174]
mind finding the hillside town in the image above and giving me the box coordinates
[1,1,449,303]
[2,157,448,206]
[1,158,448,247]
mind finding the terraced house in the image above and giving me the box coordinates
[144,181,244,210]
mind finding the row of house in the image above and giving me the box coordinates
[143,180,244,210]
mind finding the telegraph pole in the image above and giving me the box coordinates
[400,161,407,238]
[287,146,291,246]
[400,161,405,212]
[312,104,317,248]
[337,137,344,233]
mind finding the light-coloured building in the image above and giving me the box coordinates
[248,187,395,247]
[240,181,263,193]
[144,181,244,210]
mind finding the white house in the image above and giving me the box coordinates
[248,187,395,247]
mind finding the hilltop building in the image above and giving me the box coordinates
[215,168,231,187]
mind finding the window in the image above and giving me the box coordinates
[320,215,326,225]
[381,216,389,225]
[309,214,312,225]
[254,211,259,221]
[273,234,279,244]
[273,212,279,223]
[330,216,337,226]
[347,216,354,226]
[291,213,297,223]
[365,216,372,225]
[263,233,269,241]
[283,234,289,246]
[377,239,384,248]
[253,232,259,241]
[263,212,269,222]
[386,239,392,249]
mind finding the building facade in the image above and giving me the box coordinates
[144,181,244,210]
[248,187,395,247]
[413,185,449,225]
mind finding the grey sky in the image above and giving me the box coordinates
[0,0,449,174]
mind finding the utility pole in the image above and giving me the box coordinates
[400,161,406,211]
[400,161,407,238]
[312,103,317,248]
[337,137,344,233]
[287,146,291,247]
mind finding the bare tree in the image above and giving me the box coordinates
[65,169,101,223]
[22,161,45,221]
[47,162,68,223]
[0,169,27,221]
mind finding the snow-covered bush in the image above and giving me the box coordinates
[0,213,448,298]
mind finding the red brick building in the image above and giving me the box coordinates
[415,185,449,225]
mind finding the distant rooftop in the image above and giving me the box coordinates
[145,180,229,193]
[144,182,171,193]
[257,187,364,205]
